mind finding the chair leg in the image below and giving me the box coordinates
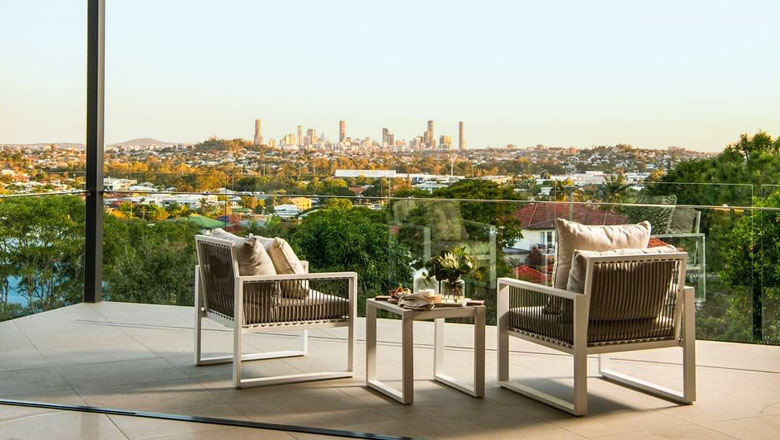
[499,347,588,416]
[681,336,696,403]
[572,346,588,415]
[497,284,509,382]
[234,327,353,389]
[599,351,693,404]
[197,332,309,366]
[600,287,696,405]
[682,286,697,403]
[194,314,203,365]
[300,329,309,354]
[193,266,204,366]
[232,319,242,389]
[499,296,589,416]
[497,327,509,382]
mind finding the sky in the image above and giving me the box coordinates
[0,0,779,151]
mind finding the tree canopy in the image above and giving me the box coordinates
[288,204,412,314]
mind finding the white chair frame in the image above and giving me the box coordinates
[497,252,696,416]
[194,235,357,389]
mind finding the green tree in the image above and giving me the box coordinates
[0,196,85,317]
[599,173,631,204]
[103,217,199,306]
[650,132,780,343]
[431,179,524,251]
[720,193,780,343]
[325,198,353,209]
[288,205,412,315]
[651,131,779,206]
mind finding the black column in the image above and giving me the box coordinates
[85,0,105,303]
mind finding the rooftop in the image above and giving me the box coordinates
[1,302,778,439]
[514,203,629,230]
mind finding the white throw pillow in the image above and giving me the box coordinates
[265,237,308,298]
[553,219,652,290]
[210,229,276,277]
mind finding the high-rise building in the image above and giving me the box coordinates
[382,128,388,145]
[297,126,303,146]
[440,135,453,149]
[339,120,346,143]
[283,133,297,145]
[253,119,263,145]
[306,128,317,144]
[427,120,434,148]
[458,121,465,150]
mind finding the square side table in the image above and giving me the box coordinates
[365,298,485,404]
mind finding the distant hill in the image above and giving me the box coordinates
[110,138,179,147]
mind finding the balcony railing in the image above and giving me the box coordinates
[2,177,778,345]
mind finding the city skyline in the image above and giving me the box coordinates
[1,0,779,151]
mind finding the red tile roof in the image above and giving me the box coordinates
[514,203,629,230]
[348,186,367,196]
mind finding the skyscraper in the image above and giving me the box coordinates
[339,120,346,143]
[253,119,263,145]
[459,121,465,150]
[382,128,388,145]
[427,120,434,148]
[297,125,303,147]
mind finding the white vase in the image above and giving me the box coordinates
[413,268,439,293]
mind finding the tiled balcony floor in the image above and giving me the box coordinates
[1,302,778,439]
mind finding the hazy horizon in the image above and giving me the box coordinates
[1,0,779,151]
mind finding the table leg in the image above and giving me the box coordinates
[474,306,486,397]
[434,318,444,376]
[365,304,414,404]
[401,312,414,404]
[366,302,377,383]
[433,308,485,398]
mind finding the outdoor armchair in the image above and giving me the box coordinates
[497,251,695,415]
[194,235,357,389]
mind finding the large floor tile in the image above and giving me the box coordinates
[0,367,73,396]
[76,379,222,413]
[0,410,127,440]
[589,423,737,440]
[708,414,780,440]
[0,345,51,372]
[57,358,188,390]
[108,414,225,440]
[1,303,779,439]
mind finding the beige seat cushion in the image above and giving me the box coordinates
[509,306,675,346]
[211,229,276,277]
[553,219,651,289]
[566,245,679,293]
[244,291,349,325]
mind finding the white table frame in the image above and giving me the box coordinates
[365,298,485,404]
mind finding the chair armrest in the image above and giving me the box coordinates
[497,277,584,346]
[497,277,579,300]
[238,272,357,282]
